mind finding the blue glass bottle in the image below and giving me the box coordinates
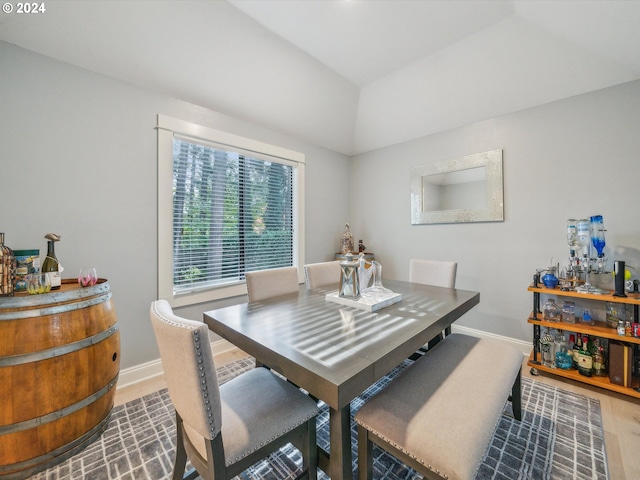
[590,215,606,258]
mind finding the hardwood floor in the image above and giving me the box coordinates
[113,351,640,480]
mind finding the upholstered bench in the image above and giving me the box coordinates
[355,333,523,480]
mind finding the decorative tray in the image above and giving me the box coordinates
[325,291,402,312]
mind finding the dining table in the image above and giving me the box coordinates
[203,279,480,480]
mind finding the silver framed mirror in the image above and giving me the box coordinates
[410,149,503,224]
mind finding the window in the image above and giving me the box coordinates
[157,115,305,306]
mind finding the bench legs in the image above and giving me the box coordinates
[510,369,522,421]
[357,425,373,480]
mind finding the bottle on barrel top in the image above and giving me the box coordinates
[42,233,61,290]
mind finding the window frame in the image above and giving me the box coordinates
[157,114,305,307]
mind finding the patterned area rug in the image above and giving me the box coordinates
[31,357,608,480]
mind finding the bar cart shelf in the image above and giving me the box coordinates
[527,283,640,399]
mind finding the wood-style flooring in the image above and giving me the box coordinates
[114,352,640,480]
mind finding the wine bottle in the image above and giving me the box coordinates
[42,235,61,290]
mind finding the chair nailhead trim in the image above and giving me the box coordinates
[192,329,217,437]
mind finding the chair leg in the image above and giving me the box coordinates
[511,369,522,421]
[292,419,317,480]
[306,418,318,480]
[357,425,373,480]
[426,331,444,350]
[208,435,228,479]
[173,413,189,480]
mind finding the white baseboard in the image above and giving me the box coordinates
[451,324,532,356]
[118,330,531,389]
[117,339,238,389]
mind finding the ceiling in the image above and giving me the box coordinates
[228,0,517,87]
[1,1,640,155]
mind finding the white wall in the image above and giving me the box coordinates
[349,79,640,342]
[0,42,350,369]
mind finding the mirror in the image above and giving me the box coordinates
[411,149,503,224]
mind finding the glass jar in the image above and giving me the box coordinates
[561,301,576,324]
[580,308,594,325]
[542,299,561,322]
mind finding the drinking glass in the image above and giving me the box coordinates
[26,273,51,294]
[78,267,98,287]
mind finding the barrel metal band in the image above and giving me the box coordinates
[0,372,119,435]
[0,324,119,367]
[0,291,112,321]
[0,409,113,477]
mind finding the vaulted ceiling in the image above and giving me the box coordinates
[1,1,639,155]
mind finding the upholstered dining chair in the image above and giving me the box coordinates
[409,258,457,288]
[409,258,458,353]
[245,266,299,302]
[304,261,341,289]
[149,300,319,480]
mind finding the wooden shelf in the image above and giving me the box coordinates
[527,316,640,345]
[528,283,640,305]
[527,282,640,399]
[527,352,640,399]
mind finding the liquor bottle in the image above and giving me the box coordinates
[572,334,582,369]
[540,327,556,368]
[577,335,593,377]
[554,330,571,369]
[42,234,61,290]
[567,334,576,364]
[592,338,606,376]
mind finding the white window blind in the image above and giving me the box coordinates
[172,135,295,294]
[157,114,305,306]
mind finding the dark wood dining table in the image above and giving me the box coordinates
[203,279,480,480]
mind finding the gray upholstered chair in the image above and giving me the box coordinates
[409,258,457,288]
[245,266,299,302]
[409,259,458,352]
[149,300,319,480]
[304,261,341,289]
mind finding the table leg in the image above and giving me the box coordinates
[329,404,352,480]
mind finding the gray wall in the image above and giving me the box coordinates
[0,42,350,369]
[3,38,640,370]
[349,79,640,342]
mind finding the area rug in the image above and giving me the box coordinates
[31,357,608,480]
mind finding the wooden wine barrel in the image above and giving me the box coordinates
[0,279,120,479]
